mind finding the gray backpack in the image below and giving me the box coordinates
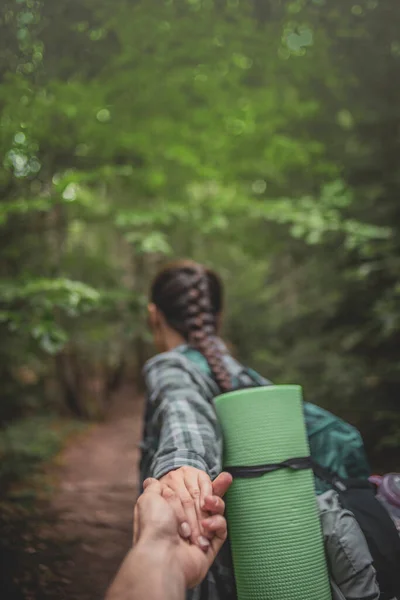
[318,490,379,600]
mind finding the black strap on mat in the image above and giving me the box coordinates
[226,456,353,493]
[226,456,312,479]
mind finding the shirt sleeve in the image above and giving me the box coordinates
[144,356,223,481]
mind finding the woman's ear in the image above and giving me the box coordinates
[216,311,223,333]
[147,303,158,331]
[148,304,169,352]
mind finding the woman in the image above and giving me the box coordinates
[140,260,370,600]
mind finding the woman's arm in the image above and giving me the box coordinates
[144,354,223,547]
[145,355,222,481]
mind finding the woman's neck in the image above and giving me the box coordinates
[162,327,186,352]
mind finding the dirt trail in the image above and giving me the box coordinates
[49,384,144,600]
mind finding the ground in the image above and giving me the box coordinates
[0,385,144,600]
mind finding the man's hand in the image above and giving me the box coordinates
[158,466,231,549]
[135,475,231,589]
[106,474,232,600]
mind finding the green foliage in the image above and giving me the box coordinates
[0,0,399,462]
[0,277,101,353]
[0,417,82,464]
[0,417,86,489]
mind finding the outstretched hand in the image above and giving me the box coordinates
[134,476,231,589]
[157,467,232,549]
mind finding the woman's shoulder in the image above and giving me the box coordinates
[144,349,220,396]
[143,352,194,399]
[143,349,191,375]
[144,349,213,383]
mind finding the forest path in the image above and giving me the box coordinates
[48,384,144,600]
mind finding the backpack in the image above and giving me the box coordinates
[180,346,371,494]
[233,366,371,492]
[312,461,400,600]
[318,490,379,600]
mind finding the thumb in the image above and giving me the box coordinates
[133,503,140,545]
[212,472,232,498]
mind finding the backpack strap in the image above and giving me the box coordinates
[234,366,270,389]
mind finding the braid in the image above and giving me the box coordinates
[184,269,232,393]
[150,260,232,393]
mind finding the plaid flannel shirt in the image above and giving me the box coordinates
[139,342,264,483]
[139,342,263,600]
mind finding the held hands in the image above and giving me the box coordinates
[135,476,231,589]
[156,466,232,550]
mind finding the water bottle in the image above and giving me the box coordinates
[370,473,400,532]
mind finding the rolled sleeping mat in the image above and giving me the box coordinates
[214,385,331,600]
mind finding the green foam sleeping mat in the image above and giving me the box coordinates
[214,385,331,600]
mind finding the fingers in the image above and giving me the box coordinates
[135,478,183,546]
[202,514,228,564]
[160,467,215,550]
[203,495,225,516]
[198,471,213,511]
[133,503,140,546]
[161,485,191,539]
[184,469,212,548]
[133,480,162,546]
[211,472,232,498]
[161,471,203,548]
[202,515,227,541]
[143,478,161,493]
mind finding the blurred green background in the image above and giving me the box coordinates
[1,0,400,487]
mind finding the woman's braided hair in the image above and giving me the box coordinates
[150,260,232,393]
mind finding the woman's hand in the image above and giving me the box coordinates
[159,466,212,550]
[155,467,231,550]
